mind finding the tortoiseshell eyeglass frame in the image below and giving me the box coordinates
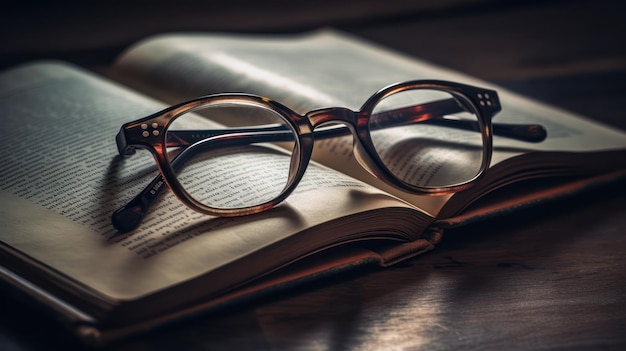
[113,80,546,232]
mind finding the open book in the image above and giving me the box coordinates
[1,30,624,345]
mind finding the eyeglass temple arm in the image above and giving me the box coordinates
[111,175,163,233]
[112,98,547,232]
[382,99,547,142]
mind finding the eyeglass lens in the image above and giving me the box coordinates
[165,102,298,210]
[369,88,485,189]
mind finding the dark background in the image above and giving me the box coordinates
[2,0,625,130]
[1,1,625,350]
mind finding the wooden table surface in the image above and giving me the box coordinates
[1,1,625,350]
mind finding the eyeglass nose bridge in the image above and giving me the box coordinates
[305,106,366,154]
[304,106,387,183]
[306,106,358,129]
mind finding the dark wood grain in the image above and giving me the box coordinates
[1,1,625,350]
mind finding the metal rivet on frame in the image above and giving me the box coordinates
[477,92,493,107]
[140,123,160,137]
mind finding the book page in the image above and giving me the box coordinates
[0,62,421,306]
[112,30,626,216]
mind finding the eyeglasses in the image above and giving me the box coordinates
[112,80,546,232]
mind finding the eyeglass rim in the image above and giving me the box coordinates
[132,95,311,217]
[353,80,495,195]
